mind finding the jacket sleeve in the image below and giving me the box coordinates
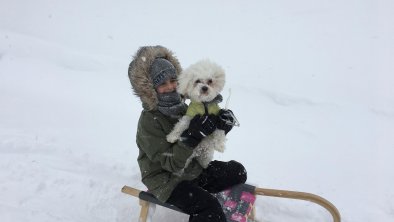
[136,111,194,173]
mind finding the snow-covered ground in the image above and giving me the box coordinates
[1,0,393,221]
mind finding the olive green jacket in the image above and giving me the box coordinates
[136,109,203,202]
[128,46,203,202]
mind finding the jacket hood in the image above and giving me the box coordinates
[128,46,182,110]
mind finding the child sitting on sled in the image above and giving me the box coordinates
[128,45,247,222]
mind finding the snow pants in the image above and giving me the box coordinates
[166,160,247,222]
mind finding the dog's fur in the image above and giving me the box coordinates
[167,59,227,171]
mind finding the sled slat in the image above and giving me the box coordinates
[138,190,184,213]
[254,187,341,222]
[121,185,184,213]
[121,185,341,222]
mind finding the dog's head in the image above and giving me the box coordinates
[177,59,225,102]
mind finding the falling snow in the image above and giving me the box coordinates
[0,1,393,222]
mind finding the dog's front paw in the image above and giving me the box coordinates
[197,157,211,169]
[212,130,226,152]
[216,143,226,153]
[166,133,179,143]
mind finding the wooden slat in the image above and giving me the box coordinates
[121,185,141,197]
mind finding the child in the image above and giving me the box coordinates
[128,45,247,222]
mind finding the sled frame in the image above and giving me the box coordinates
[121,185,341,222]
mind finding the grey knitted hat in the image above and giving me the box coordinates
[150,58,177,88]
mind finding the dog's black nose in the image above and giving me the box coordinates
[201,86,208,92]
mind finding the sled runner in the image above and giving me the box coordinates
[121,184,341,222]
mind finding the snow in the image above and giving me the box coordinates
[0,0,393,221]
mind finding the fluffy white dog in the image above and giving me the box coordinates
[167,59,227,171]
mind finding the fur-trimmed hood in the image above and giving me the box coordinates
[128,46,182,110]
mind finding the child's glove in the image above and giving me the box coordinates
[217,109,235,134]
[180,114,218,148]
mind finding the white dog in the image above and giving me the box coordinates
[167,59,227,171]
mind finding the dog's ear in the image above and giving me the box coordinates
[180,94,189,100]
[176,71,190,97]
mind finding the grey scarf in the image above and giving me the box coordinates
[157,91,187,118]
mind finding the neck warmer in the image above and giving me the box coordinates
[157,91,187,118]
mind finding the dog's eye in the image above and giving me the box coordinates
[207,79,213,85]
[195,80,201,84]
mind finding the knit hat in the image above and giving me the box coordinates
[150,58,177,88]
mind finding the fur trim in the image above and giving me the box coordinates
[128,46,182,110]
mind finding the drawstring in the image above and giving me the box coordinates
[203,102,209,115]
[203,101,240,127]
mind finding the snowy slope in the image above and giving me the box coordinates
[1,0,393,221]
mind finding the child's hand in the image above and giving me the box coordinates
[217,109,236,134]
[180,115,218,147]
[189,114,218,138]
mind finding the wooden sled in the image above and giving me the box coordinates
[121,184,341,222]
